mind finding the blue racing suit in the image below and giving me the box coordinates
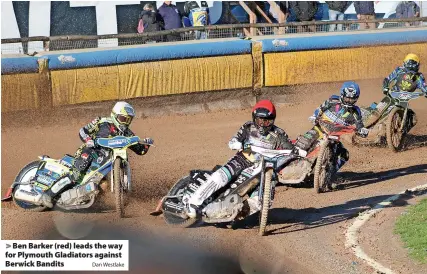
[296,95,364,172]
[383,66,427,95]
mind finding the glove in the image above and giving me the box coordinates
[142,138,154,146]
[86,138,95,148]
[228,138,242,150]
[357,127,369,138]
[382,87,389,95]
[295,147,307,157]
[308,116,317,125]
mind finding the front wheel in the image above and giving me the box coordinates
[163,176,200,228]
[386,108,404,152]
[259,168,273,236]
[13,161,47,212]
[113,158,124,218]
[313,140,333,193]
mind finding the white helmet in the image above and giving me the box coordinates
[111,101,135,132]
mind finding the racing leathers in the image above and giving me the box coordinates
[296,95,365,171]
[39,117,151,208]
[383,66,427,95]
[183,121,294,217]
[73,117,150,182]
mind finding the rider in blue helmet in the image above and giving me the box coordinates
[295,81,368,185]
[339,81,361,107]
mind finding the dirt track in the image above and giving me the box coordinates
[2,79,427,273]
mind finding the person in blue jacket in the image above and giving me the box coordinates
[158,1,182,41]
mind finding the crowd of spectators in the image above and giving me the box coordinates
[136,1,423,41]
[137,1,209,42]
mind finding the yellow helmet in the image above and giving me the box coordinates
[403,53,420,72]
[404,53,420,63]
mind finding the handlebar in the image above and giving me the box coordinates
[316,120,356,135]
[243,144,300,159]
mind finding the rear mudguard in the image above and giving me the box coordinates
[1,181,27,201]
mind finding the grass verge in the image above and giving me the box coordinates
[394,198,427,264]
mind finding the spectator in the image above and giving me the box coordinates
[184,1,210,39]
[327,1,350,32]
[354,1,376,30]
[396,1,420,27]
[138,4,162,43]
[289,1,318,33]
[158,1,182,42]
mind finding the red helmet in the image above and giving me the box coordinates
[252,100,276,135]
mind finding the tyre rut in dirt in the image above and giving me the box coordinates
[259,168,273,236]
[386,108,404,152]
[163,176,199,228]
[13,161,47,212]
[313,140,331,194]
[114,158,124,218]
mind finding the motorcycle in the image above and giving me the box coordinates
[2,136,152,218]
[152,145,297,236]
[278,119,357,193]
[353,88,425,152]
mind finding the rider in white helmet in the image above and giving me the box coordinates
[39,101,154,208]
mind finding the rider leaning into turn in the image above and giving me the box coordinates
[295,81,369,173]
[40,101,154,208]
[382,53,427,95]
[183,100,295,218]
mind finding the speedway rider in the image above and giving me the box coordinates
[382,53,427,96]
[40,101,154,208]
[295,81,369,176]
[183,100,296,219]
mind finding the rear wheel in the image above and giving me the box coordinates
[386,108,404,152]
[259,169,273,236]
[313,140,333,193]
[163,176,200,228]
[113,158,124,218]
[13,161,47,212]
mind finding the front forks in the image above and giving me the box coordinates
[110,158,130,193]
[399,108,408,133]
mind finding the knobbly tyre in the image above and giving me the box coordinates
[152,145,298,236]
[2,136,153,218]
[353,88,425,152]
[279,119,359,193]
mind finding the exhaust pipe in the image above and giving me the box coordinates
[13,185,43,205]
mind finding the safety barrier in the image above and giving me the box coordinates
[1,27,427,113]
[259,28,427,86]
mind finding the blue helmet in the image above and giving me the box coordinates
[340,81,360,107]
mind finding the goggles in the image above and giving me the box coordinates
[255,117,274,127]
[116,114,133,125]
[343,97,357,105]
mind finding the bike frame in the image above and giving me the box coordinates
[95,136,140,193]
[250,146,294,208]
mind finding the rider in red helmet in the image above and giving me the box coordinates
[183,100,295,218]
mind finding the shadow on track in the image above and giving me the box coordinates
[225,190,424,236]
[337,163,427,190]
[402,134,427,151]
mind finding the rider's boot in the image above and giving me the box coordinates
[183,168,230,218]
[246,189,261,214]
[39,192,54,208]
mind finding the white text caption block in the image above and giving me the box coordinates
[1,240,129,271]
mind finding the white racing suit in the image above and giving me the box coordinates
[183,121,294,218]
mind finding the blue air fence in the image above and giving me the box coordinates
[1,17,426,54]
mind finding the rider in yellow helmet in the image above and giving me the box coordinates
[382,53,427,96]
